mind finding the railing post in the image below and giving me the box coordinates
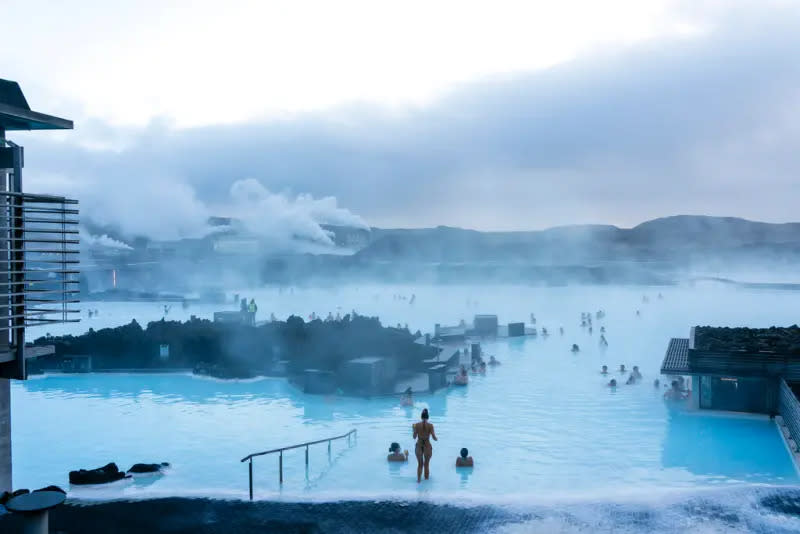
[248,459,253,501]
[242,428,357,489]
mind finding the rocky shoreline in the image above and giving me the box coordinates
[29,314,437,392]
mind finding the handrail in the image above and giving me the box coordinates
[240,429,357,462]
[241,429,357,500]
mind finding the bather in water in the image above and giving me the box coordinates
[664,380,687,400]
[413,408,438,482]
[401,387,413,406]
[387,442,409,462]
[456,447,474,467]
[632,366,642,380]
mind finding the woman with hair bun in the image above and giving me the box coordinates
[412,408,438,482]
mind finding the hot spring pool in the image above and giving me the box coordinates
[10,283,800,502]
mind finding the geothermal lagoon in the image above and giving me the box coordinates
[11,284,800,505]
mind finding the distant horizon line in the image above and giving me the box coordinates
[351,214,800,234]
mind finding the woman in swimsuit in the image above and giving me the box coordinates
[412,408,438,483]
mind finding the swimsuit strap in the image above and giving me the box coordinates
[418,421,429,443]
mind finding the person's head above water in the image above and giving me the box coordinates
[421,408,429,420]
[633,366,639,372]
[389,442,401,453]
[460,448,469,459]
[602,365,608,372]
[609,379,617,387]
[620,364,626,371]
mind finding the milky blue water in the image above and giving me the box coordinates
[10,283,800,523]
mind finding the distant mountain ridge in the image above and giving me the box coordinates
[357,216,800,263]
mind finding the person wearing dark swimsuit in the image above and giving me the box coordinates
[412,408,438,483]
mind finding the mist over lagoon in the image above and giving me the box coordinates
[13,284,800,508]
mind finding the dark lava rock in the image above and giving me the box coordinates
[69,462,129,485]
[128,462,170,474]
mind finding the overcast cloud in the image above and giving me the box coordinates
[8,1,800,239]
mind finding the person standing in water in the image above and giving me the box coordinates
[413,408,438,483]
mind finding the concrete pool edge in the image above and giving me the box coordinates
[6,489,800,534]
[56,481,800,508]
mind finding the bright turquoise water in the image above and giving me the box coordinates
[11,283,800,504]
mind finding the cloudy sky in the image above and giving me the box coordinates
[2,0,799,239]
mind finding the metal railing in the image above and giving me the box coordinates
[0,190,80,330]
[779,378,800,450]
[240,429,357,500]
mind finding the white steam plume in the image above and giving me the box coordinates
[79,228,133,250]
[225,178,368,246]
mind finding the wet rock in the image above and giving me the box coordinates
[127,462,170,474]
[69,462,129,485]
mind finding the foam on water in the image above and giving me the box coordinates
[11,283,800,517]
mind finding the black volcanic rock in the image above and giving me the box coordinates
[31,315,436,381]
[128,463,169,474]
[69,463,129,485]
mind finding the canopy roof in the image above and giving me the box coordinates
[0,79,72,132]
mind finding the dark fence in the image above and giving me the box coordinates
[779,378,800,448]
[0,191,80,330]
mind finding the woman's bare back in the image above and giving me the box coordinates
[413,421,434,442]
